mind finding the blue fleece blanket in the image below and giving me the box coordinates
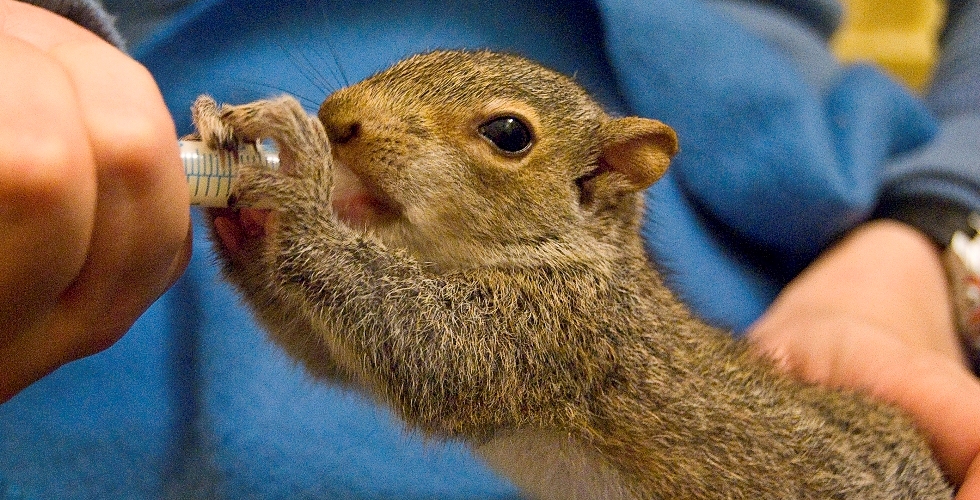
[0,0,934,498]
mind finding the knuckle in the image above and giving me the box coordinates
[55,44,177,179]
[0,132,95,210]
[103,114,167,170]
[70,320,128,360]
[0,45,95,209]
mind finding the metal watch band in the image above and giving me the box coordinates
[944,214,980,367]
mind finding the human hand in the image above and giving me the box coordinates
[0,1,191,402]
[748,219,980,497]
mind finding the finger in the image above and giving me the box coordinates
[0,314,75,402]
[957,458,980,499]
[0,35,96,344]
[45,40,190,352]
[849,344,980,486]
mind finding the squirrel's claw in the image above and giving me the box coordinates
[207,96,333,225]
[190,95,242,152]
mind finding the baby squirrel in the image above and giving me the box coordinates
[194,49,953,499]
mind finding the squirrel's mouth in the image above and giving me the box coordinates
[330,160,401,229]
[210,160,402,262]
[209,206,269,263]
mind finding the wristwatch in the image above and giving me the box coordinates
[944,213,980,367]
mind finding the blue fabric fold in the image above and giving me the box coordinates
[600,0,935,328]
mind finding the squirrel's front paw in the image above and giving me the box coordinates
[200,96,332,263]
[189,95,245,150]
[212,96,331,206]
[190,95,332,210]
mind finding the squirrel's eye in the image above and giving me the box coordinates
[478,116,532,154]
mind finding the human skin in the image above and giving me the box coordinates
[0,0,191,402]
[748,219,980,498]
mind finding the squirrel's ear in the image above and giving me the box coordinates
[597,117,678,190]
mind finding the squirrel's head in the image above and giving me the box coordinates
[318,50,677,269]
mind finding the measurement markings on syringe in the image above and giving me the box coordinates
[180,141,280,207]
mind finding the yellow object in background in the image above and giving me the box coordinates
[831,0,945,91]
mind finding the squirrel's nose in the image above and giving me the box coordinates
[328,121,361,145]
[324,120,361,145]
[319,92,363,145]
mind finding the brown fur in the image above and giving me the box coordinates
[195,50,953,499]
